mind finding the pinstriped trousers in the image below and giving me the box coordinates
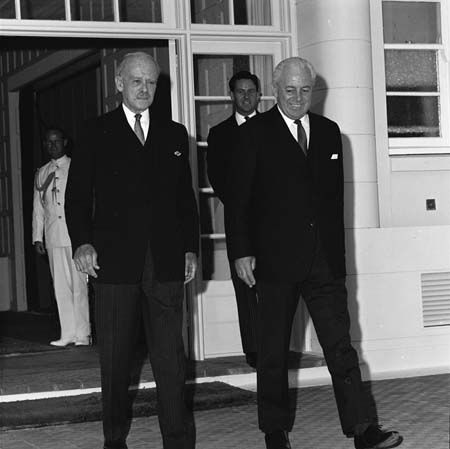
[94,246,192,449]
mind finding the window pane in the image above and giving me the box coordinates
[259,98,276,113]
[382,1,441,44]
[234,0,271,25]
[191,0,230,24]
[199,196,228,281]
[385,50,438,92]
[194,54,274,96]
[70,0,114,21]
[0,0,15,18]
[120,0,162,22]
[387,96,440,137]
[20,0,65,19]
[196,101,233,142]
[191,0,271,25]
[201,239,230,280]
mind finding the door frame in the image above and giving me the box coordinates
[8,41,183,312]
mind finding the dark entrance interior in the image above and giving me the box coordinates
[3,37,171,314]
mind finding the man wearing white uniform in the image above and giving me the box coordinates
[32,128,91,347]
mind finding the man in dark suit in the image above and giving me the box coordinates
[226,57,402,449]
[65,52,199,449]
[207,71,261,368]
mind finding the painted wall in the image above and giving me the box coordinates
[296,0,450,376]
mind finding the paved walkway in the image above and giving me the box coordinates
[2,374,449,449]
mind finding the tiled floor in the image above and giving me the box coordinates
[1,312,449,448]
[2,374,449,448]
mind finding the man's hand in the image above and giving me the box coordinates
[34,241,46,255]
[184,252,197,284]
[235,256,256,288]
[74,244,100,278]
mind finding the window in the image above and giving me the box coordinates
[382,1,449,150]
[1,0,163,22]
[191,0,272,26]
[192,49,277,280]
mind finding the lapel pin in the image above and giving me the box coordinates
[174,151,181,156]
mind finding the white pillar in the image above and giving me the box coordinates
[296,0,379,229]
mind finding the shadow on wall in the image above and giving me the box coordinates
[311,74,363,344]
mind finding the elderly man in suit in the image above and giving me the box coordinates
[226,57,402,449]
[65,51,199,449]
[206,70,261,368]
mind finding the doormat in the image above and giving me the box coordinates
[0,336,61,356]
[1,382,256,430]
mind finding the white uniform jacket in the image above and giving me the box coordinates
[32,155,72,248]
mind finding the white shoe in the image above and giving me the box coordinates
[50,338,75,347]
[75,336,92,346]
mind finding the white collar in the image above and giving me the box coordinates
[235,110,257,126]
[122,103,149,123]
[50,154,69,167]
[277,106,309,128]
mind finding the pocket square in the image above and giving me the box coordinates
[174,151,181,157]
[331,154,338,160]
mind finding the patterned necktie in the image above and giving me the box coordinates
[294,119,307,156]
[134,113,145,146]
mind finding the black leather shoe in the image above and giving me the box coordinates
[245,352,257,368]
[264,430,291,449]
[354,424,403,449]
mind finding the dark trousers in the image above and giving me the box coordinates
[256,239,372,436]
[94,246,191,449]
[230,260,258,355]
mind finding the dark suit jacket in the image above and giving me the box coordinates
[226,106,346,282]
[206,114,239,203]
[65,106,199,284]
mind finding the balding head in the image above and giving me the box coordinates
[115,52,160,113]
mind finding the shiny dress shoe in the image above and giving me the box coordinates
[354,424,403,449]
[49,338,75,347]
[75,336,92,346]
[265,430,291,449]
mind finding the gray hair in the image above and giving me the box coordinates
[272,57,316,87]
[116,51,161,78]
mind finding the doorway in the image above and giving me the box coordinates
[6,37,171,316]
[21,54,100,312]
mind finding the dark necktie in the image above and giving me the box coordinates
[134,113,145,146]
[244,115,250,121]
[294,119,307,156]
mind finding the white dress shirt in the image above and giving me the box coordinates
[277,106,310,149]
[32,154,72,248]
[122,103,150,140]
[235,110,257,127]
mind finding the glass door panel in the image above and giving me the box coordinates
[189,40,283,359]
[194,53,275,281]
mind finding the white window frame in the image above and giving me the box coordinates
[189,0,288,33]
[371,0,450,155]
[2,0,180,31]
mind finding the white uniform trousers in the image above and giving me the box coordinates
[47,246,90,340]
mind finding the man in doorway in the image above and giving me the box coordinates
[32,127,91,347]
[65,51,199,449]
[225,57,403,449]
[206,70,261,368]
